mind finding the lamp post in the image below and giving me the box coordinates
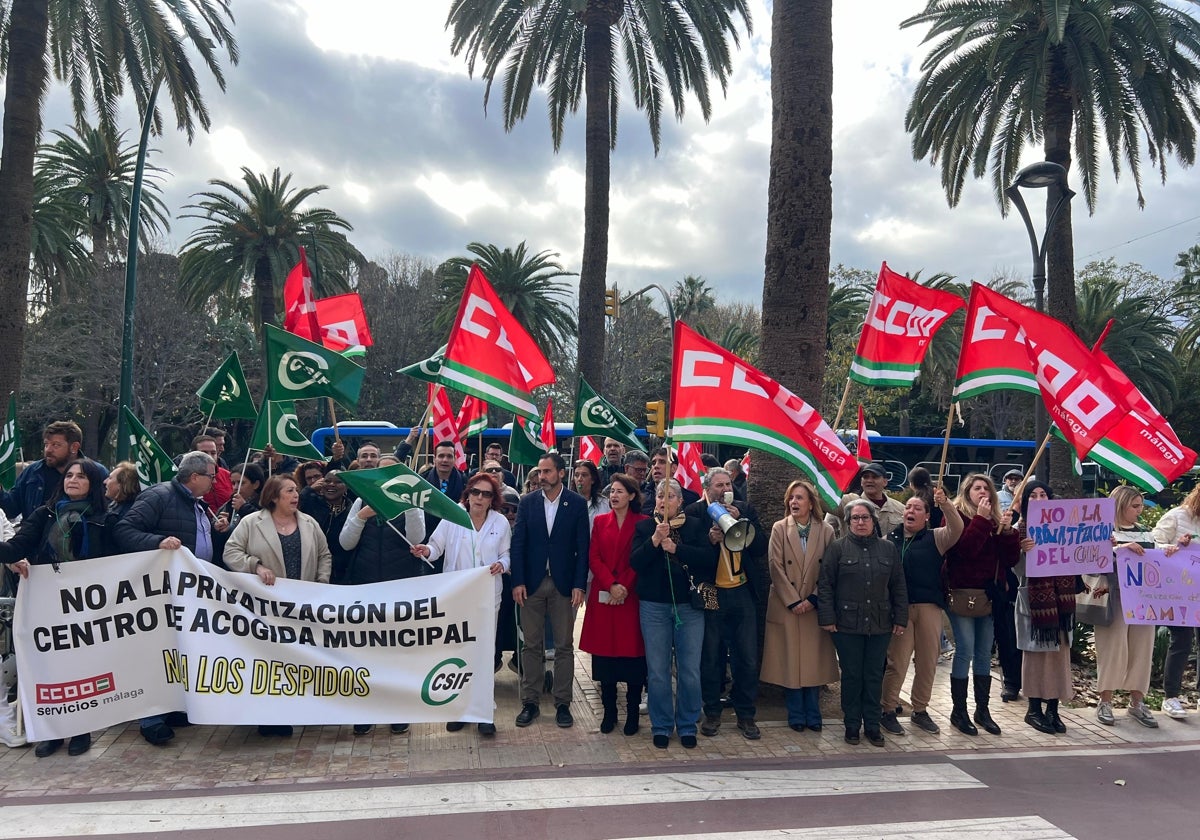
[1004,161,1075,481]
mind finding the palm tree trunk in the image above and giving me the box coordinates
[759,0,834,525]
[1044,48,1082,498]
[0,0,51,402]
[255,255,277,332]
[578,2,613,394]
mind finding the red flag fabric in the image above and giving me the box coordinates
[578,435,602,466]
[428,385,468,472]
[283,247,320,341]
[953,283,1038,400]
[740,451,751,480]
[669,321,857,509]
[849,262,965,387]
[540,400,557,451]
[442,265,555,419]
[455,395,488,437]
[960,284,1124,458]
[1087,349,1197,491]
[673,441,705,496]
[856,404,873,462]
[314,293,373,352]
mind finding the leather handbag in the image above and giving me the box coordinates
[690,580,719,611]
[1075,574,1114,627]
[948,588,992,618]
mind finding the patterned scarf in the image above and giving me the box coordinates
[46,499,93,569]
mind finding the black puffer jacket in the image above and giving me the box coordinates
[114,479,211,553]
[818,533,908,634]
[339,499,426,584]
[0,504,114,565]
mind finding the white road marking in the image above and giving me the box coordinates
[949,741,1200,761]
[0,764,982,838]
[636,815,1074,839]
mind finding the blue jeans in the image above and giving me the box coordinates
[640,600,704,737]
[784,686,822,727]
[948,612,994,678]
[701,584,758,719]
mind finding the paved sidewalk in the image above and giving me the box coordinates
[0,608,1194,799]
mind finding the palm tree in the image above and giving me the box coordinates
[903,0,1200,335]
[0,0,238,401]
[757,0,834,522]
[672,275,716,323]
[445,0,752,392]
[434,241,578,356]
[28,169,92,308]
[179,168,365,332]
[35,124,170,265]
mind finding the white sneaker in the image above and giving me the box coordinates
[1096,701,1115,725]
[1163,697,1188,719]
[1127,703,1159,728]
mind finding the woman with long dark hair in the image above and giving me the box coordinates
[573,459,610,531]
[1,459,115,757]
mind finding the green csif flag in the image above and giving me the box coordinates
[508,415,548,466]
[197,351,258,420]
[338,462,474,531]
[264,324,365,409]
[572,376,646,452]
[249,399,323,461]
[122,407,178,486]
[0,395,18,488]
[397,344,447,385]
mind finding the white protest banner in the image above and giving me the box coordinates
[1117,546,1200,626]
[16,549,495,741]
[1024,498,1115,577]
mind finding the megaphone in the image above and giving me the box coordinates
[707,502,757,552]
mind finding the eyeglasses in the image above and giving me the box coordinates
[849,515,873,522]
[204,472,217,479]
[469,488,494,498]
[484,467,503,473]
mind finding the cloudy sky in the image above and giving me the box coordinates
[40,0,1200,305]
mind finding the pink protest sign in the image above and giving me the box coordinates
[1117,547,1200,626]
[1024,498,1115,577]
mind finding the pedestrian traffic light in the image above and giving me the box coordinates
[645,400,666,437]
[604,289,621,318]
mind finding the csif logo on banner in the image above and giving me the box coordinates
[218,372,241,402]
[275,410,310,448]
[421,658,472,706]
[0,419,13,465]
[381,474,433,507]
[580,396,617,430]
[278,350,331,391]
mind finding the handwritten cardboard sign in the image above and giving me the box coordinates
[1117,547,1200,626]
[1024,498,1115,577]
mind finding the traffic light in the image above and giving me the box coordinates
[645,400,666,437]
[604,289,621,318]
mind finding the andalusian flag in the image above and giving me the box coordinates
[264,324,365,409]
[122,407,178,486]
[572,377,644,451]
[197,352,257,420]
[249,398,323,461]
[0,395,18,489]
[339,463,474,531]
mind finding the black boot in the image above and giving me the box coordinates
[624,683,642,736]
[950,676,978,736]
[973,674,1002,735]
[1025,697,1054,733]
[600,682,618,734]
[1045,699,1066,734]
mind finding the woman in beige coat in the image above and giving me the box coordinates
[760,479,839,731]
[225,475,332,586]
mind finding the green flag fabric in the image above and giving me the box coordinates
[338,462,474,531]
[0,395,18,488]
[249,399,323,461]
[122,407,178,486]
[197,351,258,420]
[572,377,646,452]
[264,324,365,409]
[397,344,447,385]
[508,415,548,466]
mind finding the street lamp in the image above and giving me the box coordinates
[1004,160,1075,481]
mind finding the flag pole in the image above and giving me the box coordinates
[936,401,956,488]
[1008,431,1054,509]
[326,398,341,444]
[201,402,217,436]
[410,388,438,470]
[831,378,853,432]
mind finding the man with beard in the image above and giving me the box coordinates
[0,421,105,521]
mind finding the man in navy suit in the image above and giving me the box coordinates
[511,452,590,728]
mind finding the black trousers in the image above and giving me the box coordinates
[992,598,1022,691]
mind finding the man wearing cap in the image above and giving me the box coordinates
[998,469,1022,510]
[835,463,905,537]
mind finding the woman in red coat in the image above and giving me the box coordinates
[580,473,648,735]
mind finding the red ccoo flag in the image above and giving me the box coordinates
[856,405,873,462]
[673,441,705,496]
[578,435,602,466]
[283,247,321,341]
[314,293,373,356]
[428,385,468,471]
[540,400,557,451]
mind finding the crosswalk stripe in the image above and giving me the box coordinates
[0,763,983,838]
[631,815,1075,839]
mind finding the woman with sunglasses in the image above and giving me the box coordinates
[412,471,510,737]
